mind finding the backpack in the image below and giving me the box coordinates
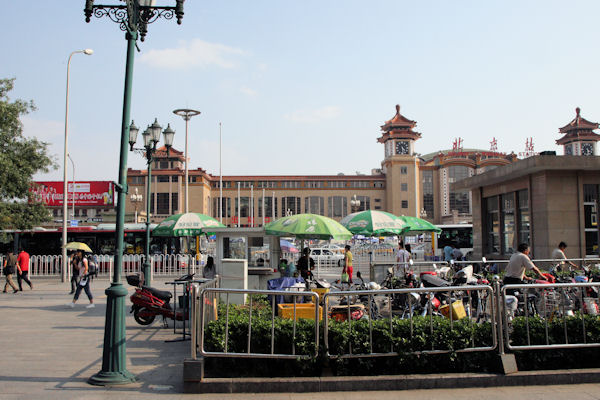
[86,255,99,279]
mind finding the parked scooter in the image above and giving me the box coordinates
[355,271,382,319]
[126,273,194,326]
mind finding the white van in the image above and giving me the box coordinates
[309,248,344,266]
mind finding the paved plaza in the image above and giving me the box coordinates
[1,277,600,399]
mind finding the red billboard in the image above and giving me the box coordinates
[31,181,114,207]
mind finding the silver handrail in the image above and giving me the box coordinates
[198,288,320,359]
[501,281,600,351]
[323,285,497,359]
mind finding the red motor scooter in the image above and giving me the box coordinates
[126,274,191,326]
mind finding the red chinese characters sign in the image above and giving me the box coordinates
[31,181,114,207]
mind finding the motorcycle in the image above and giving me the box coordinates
[355,271,382,319]
[126,273,194,326]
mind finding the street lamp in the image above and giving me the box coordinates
[173,109,201,214]
[129,119,175,287]
[84,0,185,386]
[130,188,143,223]
[62,48,93,283]
[68,154,76,220]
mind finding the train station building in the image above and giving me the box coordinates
[124,105,517,227]
[455,108,600,259]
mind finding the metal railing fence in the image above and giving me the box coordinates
[195,288,320,361]
[189,280,600,365]
[15,253,206,278]
[190,277,221,359]
[322,285,497,358]
[501,281,600,351]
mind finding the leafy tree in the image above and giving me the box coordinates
[0,78,55,230]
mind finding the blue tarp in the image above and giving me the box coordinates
[267,276,306,312]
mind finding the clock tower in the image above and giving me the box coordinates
[377,105,422,217]
[557,107,600,156]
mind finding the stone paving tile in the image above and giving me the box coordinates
[2,278,600,399]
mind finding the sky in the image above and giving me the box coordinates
[2,1,600,182]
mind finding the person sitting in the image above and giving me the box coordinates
[278,259,288,277]
[551,242,578,272]
[451,243,464,262]
[503,243,546,294]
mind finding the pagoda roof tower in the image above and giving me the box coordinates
[377,105,422,143]
[556,107,600,145]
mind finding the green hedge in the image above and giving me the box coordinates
[510,314,600,370]
[202,302,600,378]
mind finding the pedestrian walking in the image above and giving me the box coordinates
[343,245,354,284]
[66,250,94,308]
[69,253,79,294]
[396,243,411,277]
[16,247,33,291]
[2,251,19,293]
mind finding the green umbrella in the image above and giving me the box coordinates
[398,215,441,234]
[152,213,225,237]
[265,213,352,240]
[340,210,409,236]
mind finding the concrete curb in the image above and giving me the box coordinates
[183,362,600,393]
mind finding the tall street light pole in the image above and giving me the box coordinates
[129,119,175,287]
[173,109,200,214]
[84,0,185,386]
[68,154,76,220]
[62,48,93,283]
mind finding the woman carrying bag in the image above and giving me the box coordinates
[66,250,94,308]
[342,245,353,285]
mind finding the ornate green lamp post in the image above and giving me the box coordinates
[129,119,175,287]
[83,0,184,386]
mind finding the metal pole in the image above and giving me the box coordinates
[185,117,189,213]
[272,191,275,220]
[144,156,152,286]
[262,188,265,226]
[251,185,254,227]
[88,31,137,386]
[172,109,200,214]
[68,154,76,220]
[219,122,223,224]
[414,155,418,217]
[237,182,241,228]
[62,51,79,283]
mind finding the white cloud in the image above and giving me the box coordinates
[240,85,257,97]
[284,106,342,123]
[139,39,246,70]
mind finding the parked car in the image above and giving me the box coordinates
[319,244,345,254]
[309,248,344,266]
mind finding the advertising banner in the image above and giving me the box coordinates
[31,181,114,207]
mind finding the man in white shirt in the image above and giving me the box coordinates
[396,243,411,277]
[504,243,546,286]
[551,242,578,272]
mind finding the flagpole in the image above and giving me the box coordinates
[250,185,254,227]
[262,188,265,226]
[219,122,223,224]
